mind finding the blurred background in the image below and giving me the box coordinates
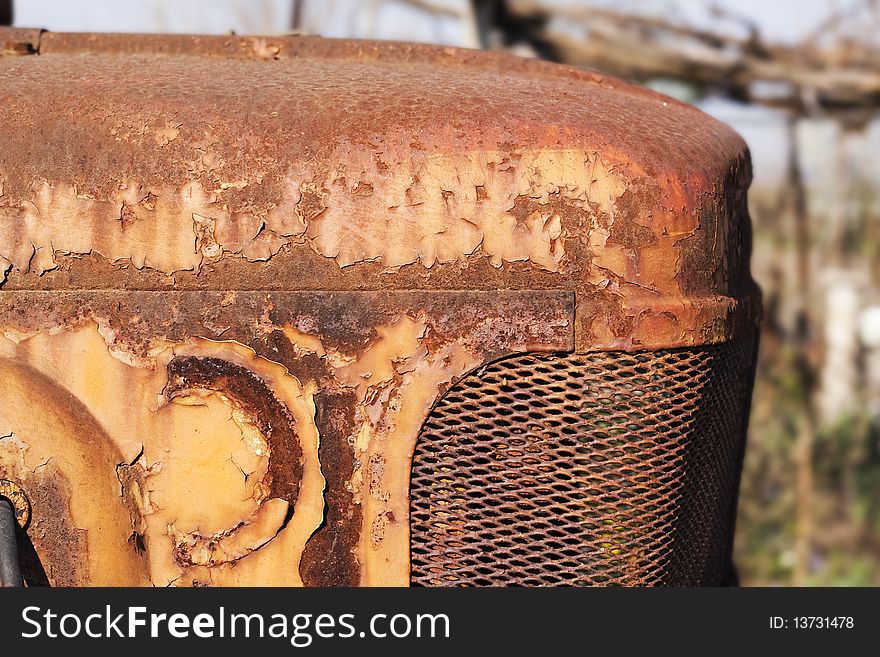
[5,0,880,586]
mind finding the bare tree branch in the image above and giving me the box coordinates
[494,0,880,122]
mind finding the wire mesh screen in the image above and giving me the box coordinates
[409,337,756,586]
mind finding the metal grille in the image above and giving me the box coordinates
[410,338,756,586]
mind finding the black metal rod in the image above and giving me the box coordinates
[0,497,22,587]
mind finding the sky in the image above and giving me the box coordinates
[11,0,842,41]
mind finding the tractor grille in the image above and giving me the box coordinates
[410,337,756,586]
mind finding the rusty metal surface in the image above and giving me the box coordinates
[0,27,40,55]
[0,29,759,352]
[411,334,757,586]
[0,289,573,358]
[0,289,572,586]
[0,31,760,587]
[0,479,29,529]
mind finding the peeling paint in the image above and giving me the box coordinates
[0,149,616,278]
[0,33,759,360]
[0,31,759,586]
[0,290,572,585]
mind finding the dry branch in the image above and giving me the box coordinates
[498,0,880,122]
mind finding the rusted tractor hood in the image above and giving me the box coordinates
[0,28,758,350]
[0,30,759,586]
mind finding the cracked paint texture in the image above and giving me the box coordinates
[0,291,572,585]
[0,31,759,352]
[0,32,760,585]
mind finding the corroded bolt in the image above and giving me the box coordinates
[0,479,30,531]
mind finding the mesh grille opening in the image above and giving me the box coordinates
[409,339,756,587]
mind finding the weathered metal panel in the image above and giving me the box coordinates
[0,290,572,585]
[0,29,759,586]
[0,28,759,351]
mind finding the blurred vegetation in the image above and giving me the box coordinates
[735,182,880,586]
[737,376,880,585]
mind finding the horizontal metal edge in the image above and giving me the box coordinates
[575,285,762,352]
[0,289,576,357]
[0,286,761,353]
